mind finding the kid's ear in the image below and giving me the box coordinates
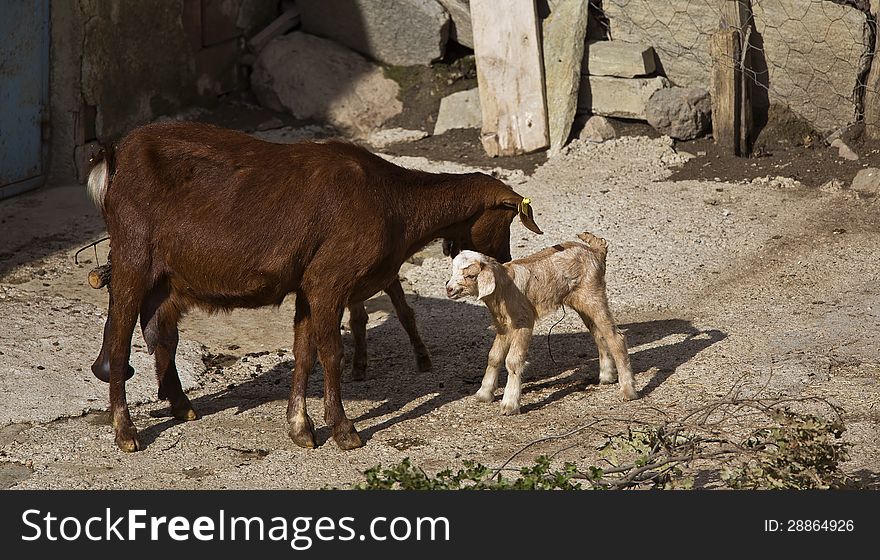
[476,264,496,299]
[502,197,543,235]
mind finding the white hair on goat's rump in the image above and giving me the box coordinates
[87,159,109,212]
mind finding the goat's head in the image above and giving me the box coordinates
[442,182,543,263]
[446,250,497,300]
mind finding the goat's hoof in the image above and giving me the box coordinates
[620,386,638,401]
[288,416,317,449]
[350,365,367,381]
[171,399,199,421]
[599,372,618,385]
[500,401,520,416]
[114,427,140,453]
[416,354,432,372]
[474,389,495,402]
[333,424,364,450]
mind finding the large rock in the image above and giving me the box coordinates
[579,75,670,120]
[251,33,402,137]
[584,40,656,77]
[603,0,864,132]
[645,86,711,140]
[579,115,616,143]
[438,0,473,48]
[851,168,880,195]
[434,88,482,135]
[542,0,591,154]
[298,0,450,66]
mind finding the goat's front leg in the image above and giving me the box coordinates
[500,328,532,415]
[315,304,363,450]
[385,279,431,372]
[288,297,317,448]
[348,302,369,380]
[476,333,510,402]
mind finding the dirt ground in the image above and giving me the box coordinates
[1,124,879,490]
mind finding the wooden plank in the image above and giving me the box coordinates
[471,0,549,156]
[542,0,590,155]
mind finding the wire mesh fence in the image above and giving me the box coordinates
[588,0,875,135]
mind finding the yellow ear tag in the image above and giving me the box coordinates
[519,197,531,215]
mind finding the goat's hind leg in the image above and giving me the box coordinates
[140,288,197,421]
[314,301,363,450]
[571,295,636,401]
[91,292,135,383]
[348,302,369,380]
[385,279,431,372]
[575,310,617,385]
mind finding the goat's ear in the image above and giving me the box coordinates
[476,264,496,299]
[442,238,455,257]
[502,197,543,235]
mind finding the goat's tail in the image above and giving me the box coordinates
[577,231,608,264]
[86,146,114,213]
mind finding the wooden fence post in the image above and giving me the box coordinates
[711,0,754,156]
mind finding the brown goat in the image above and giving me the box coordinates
[87,121,542,452]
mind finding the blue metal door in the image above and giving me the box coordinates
[0,0,50,199]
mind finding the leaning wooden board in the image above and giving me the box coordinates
[470,0,549,156]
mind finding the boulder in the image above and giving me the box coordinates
[645,87,711,140]
[251,32,402,137]
[584,41,656,78]
[438,0,473,48]
[851,168,880,195]
[579,75,670,120]
[434,88,482,135]
[542,0,591,154]
[831,138,859,161]
[579,115,616,143]
[298,0,450,66]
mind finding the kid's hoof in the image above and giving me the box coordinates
[288,416,317,449]
[500,401,520,416]
[114,428,140,453]
[621,387,638,401]
[599,371,618,385]
[474,388,495,402]
[333,425,364,450]
[416,354,432,372]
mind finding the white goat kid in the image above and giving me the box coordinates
[445,232,636,415]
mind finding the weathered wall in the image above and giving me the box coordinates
[603,0,868,133]
[48,0,276,184]
[81,1,200,141]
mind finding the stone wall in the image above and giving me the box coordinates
[602,0,869,133]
